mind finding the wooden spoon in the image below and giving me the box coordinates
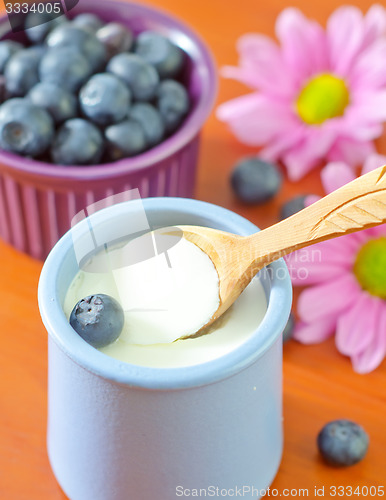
[170,165,386,337]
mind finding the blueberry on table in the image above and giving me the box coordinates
[51,118,104,165]
[105,119,147,160]
[72,13,103,34]
[24,11,67,43]
[230,157,282,204]
[96,22,134,58]
[69,294,124,348]
[0,40,23,74]
[0,99,54,157]
[135,30,184,79]
[39,47,92,93]
[157,79,190,133]
[107,53,159,102]
[129,102,165,147]
[280,195,308,220]
[79,73,131,126]
[27,82,77,124]
[46,24,106,71]
[4,47,42,96]
[317,419,369,466]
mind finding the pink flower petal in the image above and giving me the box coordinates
[331,107,384,141]
[259,127,304,162]
[327,138,375,167]
[349,39,386,90]
[335,292,379,356]
[321,162,355,193]
[283,128,336,181]
[368,225,386,238]
[304,194,320,207]
[348,90,386,123]
[216,93,296,146]
[351,303,386,373]
[233,33,296,97]
[275,8,328,83]
[314,236,359,263]
[326,6,365,76]
[363,5,386,48]
[287,235,359,277]
[294,316,337,344]
[361,153,386,175]
[348,226,376,246]
[297,273,361,323]
[287,260,348,286]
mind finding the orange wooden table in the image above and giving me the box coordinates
[1,0,386,498]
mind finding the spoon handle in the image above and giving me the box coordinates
[248,164,386,267]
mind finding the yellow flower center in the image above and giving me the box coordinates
[353,237,386,300]
[296,73,350,125]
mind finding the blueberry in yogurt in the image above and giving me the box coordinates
[69,294,124,348]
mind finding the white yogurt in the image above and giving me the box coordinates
[64,229,267,367]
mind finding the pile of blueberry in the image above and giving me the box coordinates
[0,12,190,165]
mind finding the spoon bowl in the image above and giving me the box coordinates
[173,164,386,336]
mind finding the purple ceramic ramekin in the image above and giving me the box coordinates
[0,0,217,260]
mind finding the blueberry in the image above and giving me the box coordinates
[105,119,147,160]
[4,47,42,96]
[79,73,131,126]
[0,40,23,74]
[72,13,103,33]
[230,158,282,204]
[39,47,92,93]
[0,99,54,157]
[96,22,134,58]
[0,97,25,120]
[317,419,369,466]
[46,24,106,71]
[51,118,104,165]
[0,75,6,104]
[24,11,67,43]
[129,103,165,147]
[107,53,159,102]
[69,294,124,348]
[282,313,295,343]
[27,82,77,124]
[156,79,189,134]
[135,30,184,79]
[280,195,308,220]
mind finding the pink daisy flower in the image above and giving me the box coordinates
[217,5,386,181]
[286,153,386,373]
